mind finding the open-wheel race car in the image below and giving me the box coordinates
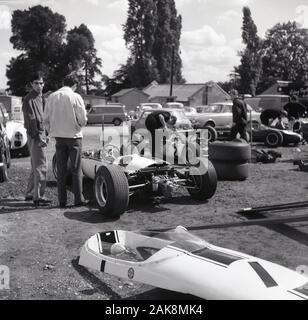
[80,147,217,217]
[79,226,308,300]
[251,124,302,147]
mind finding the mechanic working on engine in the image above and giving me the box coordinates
[22,71,51,206]
[44,73,88,208]
[145,110,176,158]
[229,89,248,141]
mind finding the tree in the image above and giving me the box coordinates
[66,24,102,94]
[6,5,102,96]
[118,0,184,89]
[7,5,67,93]
[123,0,159,88]
[235,7,262,96]
[152,0,184,83]
[258,22,308,93]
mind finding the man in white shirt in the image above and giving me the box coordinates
[44,74,87,208]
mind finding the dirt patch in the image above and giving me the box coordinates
[1,127,308,300]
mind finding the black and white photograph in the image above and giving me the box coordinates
[0,0,308,305]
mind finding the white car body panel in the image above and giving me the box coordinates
[79,227,308,300]
[5,120,27,151]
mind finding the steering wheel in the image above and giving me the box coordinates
[100,144,121,162]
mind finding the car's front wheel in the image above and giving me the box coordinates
[187,159,217,200]
[94,164,129,217]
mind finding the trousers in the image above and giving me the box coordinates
[55,137,84,205]
[25,135,47,201]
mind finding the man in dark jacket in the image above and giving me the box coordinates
[22,72,50,206]
[229,89,248,141]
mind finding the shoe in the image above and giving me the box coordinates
[25,195,33,201]
[74,200,90,207]
[59,203,66,208]
[33,198,52,206]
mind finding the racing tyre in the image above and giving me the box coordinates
[264,130,283,148]
[94,164,129,217]
[113,118,122,126]
[0,152,8,182]
[203,125,218,142]
[209,141,251,163]
[187,159,217,200]
[212,162,249,181]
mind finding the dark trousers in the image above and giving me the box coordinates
[55,137,84,205]
[230,123,248,141]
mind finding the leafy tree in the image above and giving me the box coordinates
[7,5,66,93]
[118,0,184,89]
[123,0,159,87]
[235,7,262,96]
[152,0,184,83]
[6,5,102,96]
[259,22,308,93]
[66,24,102,94]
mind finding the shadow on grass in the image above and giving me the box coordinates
[241,212,308,247]
[64,208,120,223]
[123,288,201,300]
[71,257,122,299]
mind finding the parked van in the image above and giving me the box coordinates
[87,104,126,125]
[245,95,290,112]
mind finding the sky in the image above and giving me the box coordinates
[0,0,307,89]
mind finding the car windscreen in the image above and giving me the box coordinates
[205,105,224,113]
[171,110,187,120]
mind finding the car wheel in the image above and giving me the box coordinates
[52,153,72,185]
[94,164,129,217]
[203,125,218,142]
[265,130,283,148]
[187,159,217,200]
[20,143,30,157]
[0,152,8,182]
[113,118,122,126]
[209,141,251,163]
[212,162,249,181]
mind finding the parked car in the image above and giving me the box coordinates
[164,102,184,109]
[0,103,11,182]
[139,103,163,110]
[191,101,261,130]
[87,104,127,126]
[131,108,193,132]
[184,106,198,118]
[245,95,290,112]
[5,120,29,157]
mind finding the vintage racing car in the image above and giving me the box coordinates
[79,226,308,300]
[79,149,217,217]
[251,124,302,147]
[6,119,29,156]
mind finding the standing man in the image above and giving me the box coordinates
[229,89,248,141]
[44,74,87,208]
[22,72,50,206]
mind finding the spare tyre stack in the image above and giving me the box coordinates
[208,140,251,181]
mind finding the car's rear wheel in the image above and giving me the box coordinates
[94,164,129,217]
[187,159,217,200]
[0,152,8,182]
[203,125,218,142]
[265,130,283,148]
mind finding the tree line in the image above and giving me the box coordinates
[5,3,308,97]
